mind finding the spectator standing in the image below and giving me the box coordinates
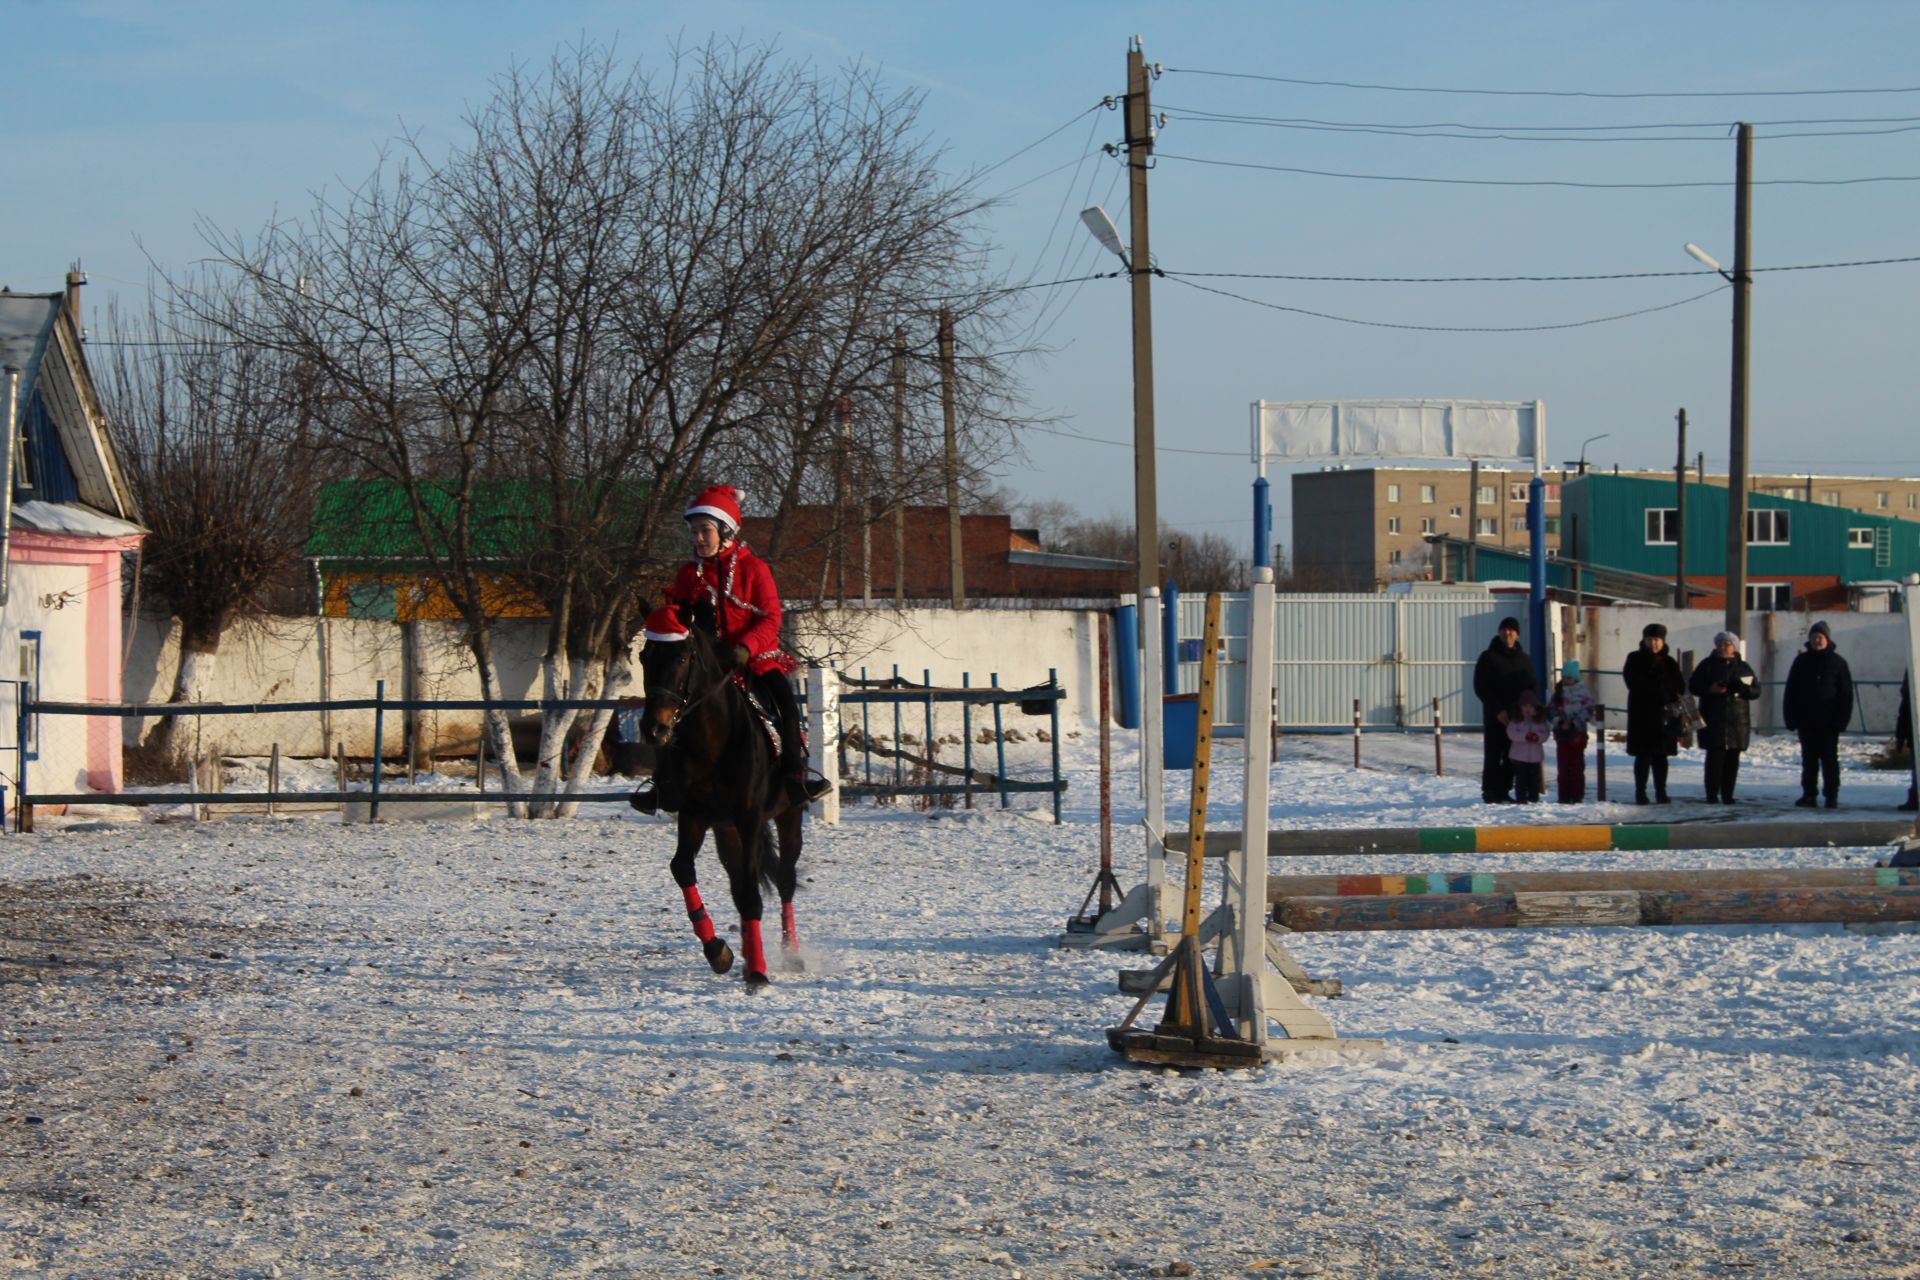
[1505,692,1550,803]
[1784,619,1853,808]
[1473,615,1537,804]
[1549,660,1597,803]
[1689,630,1761,804]
[1895,672,1915,812]
[1622,622,1685,805]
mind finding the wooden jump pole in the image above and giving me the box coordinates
[1275,884,1920,933]
[1171,818,1918,861]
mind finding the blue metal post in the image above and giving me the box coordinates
[371,679,385,823]
[991,673,1009,808]
[1113,603,1140,729]
[860,667,872,785]
[1528,476,1549,693]
[892,664,903,788]
[14,688,27,833]
[962,672,974,809]
[923,669,934,799]
[1162,577,1180,691]
[1048,667,1063,824]
[1253,476,1272,569]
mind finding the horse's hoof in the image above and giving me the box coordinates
[780,950,806,973]
[703,937,734,974]
[743,969,771,989]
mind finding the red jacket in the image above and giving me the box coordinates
[665,540,795,676]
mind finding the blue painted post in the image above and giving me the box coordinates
[371,679,385,823]
[892,664,903,789]
[991,673,1009,808]
[1253,476,1272,569]
[860,667,872,786]
[1528,475,1549,694]
[1048,667,1063,824]
[962,672,974,809]
[1113,603,1140,729]
[14,687,28,833]
[924,669,935,802]
[1162,577,1180,692]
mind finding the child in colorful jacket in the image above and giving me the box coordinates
[1548,661,1597,803]
[1505,692,1551,804]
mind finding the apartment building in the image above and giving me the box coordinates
[1293,466,1920,590]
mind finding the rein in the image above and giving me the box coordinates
[647,641,739,746]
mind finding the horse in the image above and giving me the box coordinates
[636,607,805,987]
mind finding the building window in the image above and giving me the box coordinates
[1544,515,1561,535]
[1909,494,1918,511]
[1387,516,1401,534]
[1544,483,1561,501]
[1475,517,1497,537]
[1386,484,1400,502]
[1877,491,1890,509]
[1848,528,1874,549]
[1420,484,1436,503]
[1821,490,1840,506]
[1449,505,1463,518]
[1420,516,1436,534]
[1388,548,1403,564]
[1746,583,1791,612]
[1507,484,1527,502]
[1747,509,1790,545]
[1476,485,1496,504]
[1645,508,1679,544]
[1509,514,1526,532]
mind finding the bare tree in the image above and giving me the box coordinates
[193,39,1027,815]
[99,280,332,773]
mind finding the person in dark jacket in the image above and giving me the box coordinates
[1473,615,1537,803]
[1689,629,1760,804]
[1622,621,1685,804]
[1783,619,1853,808]
[1894,672,1915,812]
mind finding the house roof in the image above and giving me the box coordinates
[306,477,651,566]
[0,287,140,525]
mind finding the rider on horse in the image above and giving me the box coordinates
[631,484,833,813]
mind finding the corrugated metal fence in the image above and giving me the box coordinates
[1174,593,1512,731]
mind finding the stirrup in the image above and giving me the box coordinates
[629,787,658,815]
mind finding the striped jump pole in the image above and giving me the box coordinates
[1268,866,1920,903]
[1274,882,1920,933]
[1171,819,1917,861]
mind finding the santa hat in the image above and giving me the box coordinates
[643,605,690,644]
[684,485,743,535]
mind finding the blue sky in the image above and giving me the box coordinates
[8,1,1918,557]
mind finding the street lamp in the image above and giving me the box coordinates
[1567,432,1611,474]
[1687,121,1753,641]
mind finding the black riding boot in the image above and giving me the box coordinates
[755,670,832,805]
[630,752,684,815]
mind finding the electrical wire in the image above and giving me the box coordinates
[1161,113,1920,144]
[1167,254,1920,284]
[970,102,1109,182]
[1157,106,1920,133]
[1164,67,1920,100]
[1022,421,1247,457]
[1158,151,1920,189]
[1164,275,1728,333]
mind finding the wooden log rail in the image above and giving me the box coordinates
[1167,819,1917,861]
[1275,883,1920,933]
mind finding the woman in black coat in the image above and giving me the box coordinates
[1622,622,1685,804]
[1688,630,1760,804]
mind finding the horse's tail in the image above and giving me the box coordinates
[753,818,777,894]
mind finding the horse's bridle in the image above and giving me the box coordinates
[645,640,735,746]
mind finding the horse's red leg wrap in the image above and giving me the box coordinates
[741,919,767,977]
[781,901,799,950]
[682,885,717,944]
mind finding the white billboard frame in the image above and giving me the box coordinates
[1250,398,1546,475]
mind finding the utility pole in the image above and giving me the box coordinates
[1675,408,1688,609]
[834,395,850,605]
[1725,122,1754,640]
[892,327,906,607]
[1124,37,1160,596]
[1466,460,1480,581]
[939,308,964,607]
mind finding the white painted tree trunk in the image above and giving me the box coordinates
[475,651,526,818]
[555,651,630,819]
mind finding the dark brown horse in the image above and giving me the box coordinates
[637,610,804,986]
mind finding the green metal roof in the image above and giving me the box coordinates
[306,478,651,566]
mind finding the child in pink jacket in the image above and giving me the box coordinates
[1506,691,1550,803]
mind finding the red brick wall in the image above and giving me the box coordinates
[739,506,1131,600]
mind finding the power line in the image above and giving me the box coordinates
[1162,111,1920,144]
[970,102,1109,182]
[1158,151,1920,189]
[1164,275,1727,333]
[1158,106,1920,133]
[1023,421,1246,457]
[1167,254,1920,284]
[1165,67,1920,100]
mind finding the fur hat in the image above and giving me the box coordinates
[1642,622,1667,640]
[1498,616,1521,633]
[643,604,689,644]
[1713,630,1740,648]
[684,484,744,535]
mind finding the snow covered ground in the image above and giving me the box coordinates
[4,729,1919,1278]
